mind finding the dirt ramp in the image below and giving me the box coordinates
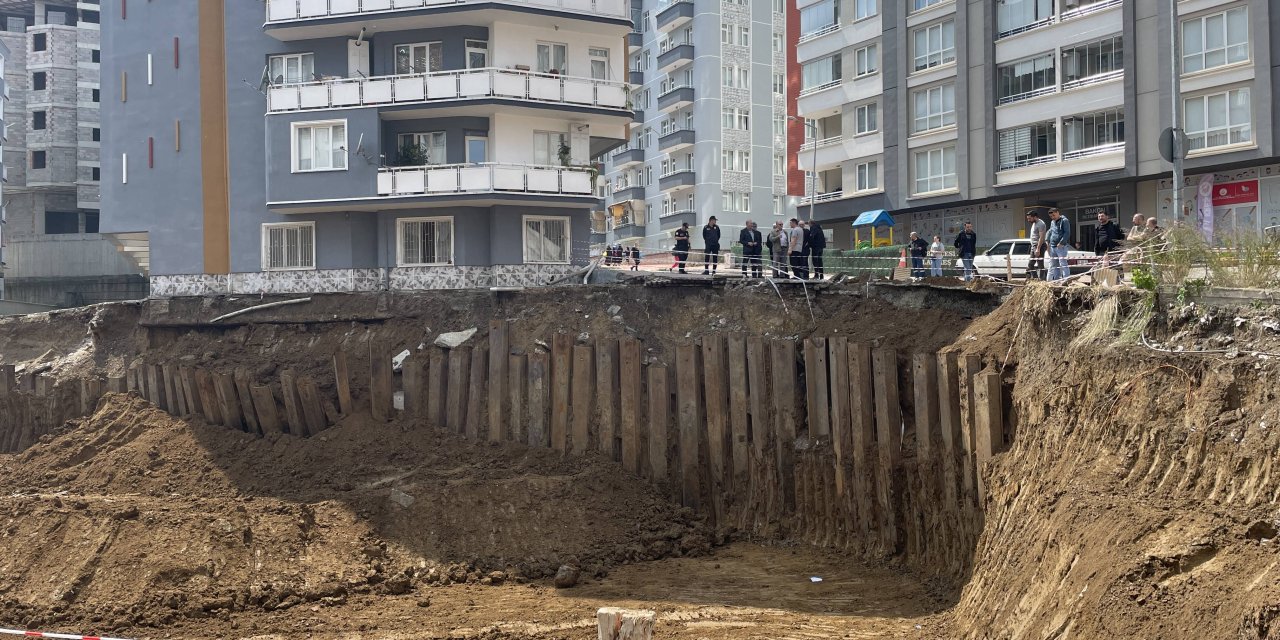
[0,394,709,631]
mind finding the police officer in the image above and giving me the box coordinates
[672,222,691,274]
[702,216,721,275]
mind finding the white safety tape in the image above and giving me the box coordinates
[0,627,135,640]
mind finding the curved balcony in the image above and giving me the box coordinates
[655,0,693,32]
[376,163,597,197]
[611,146,645,168]
[656,44,694,74]
[265,0,629,29]
[656,85,693,113]
[658,128,694,152]
[659,169,695,191]
[267,68,630,115]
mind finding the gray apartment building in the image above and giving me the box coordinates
[0,0,143,306]
[792,0,1280,249]
[593,0,788,252]
[101,0,635,295]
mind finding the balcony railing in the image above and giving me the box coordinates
[798,79,841,97]
[997,0,1122,39]
[1061,141,1124,161]
[799,190,844,204]
[660,208,694,219]
[376,163,596,197]
[268,67,630,113]
[798,22,840,44]
[1061,69,1123,92]
[265,0,627,22]
[798,135,842,152]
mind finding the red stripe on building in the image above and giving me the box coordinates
[784,0,804,199]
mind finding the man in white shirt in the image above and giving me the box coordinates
[1025,209,1048,280]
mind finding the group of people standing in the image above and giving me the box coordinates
[668,217,828,280]
[603,243,641,270]
[1026,208,1162,281]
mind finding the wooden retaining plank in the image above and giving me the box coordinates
[278,369,306,436]
[570,344,595,455]
[162,364,179,414]
[913,354,940,460]
[848,342,875,543]
[250,384,283,435]
[702,336,729,519]
[488,320,509,443]
[527,351,549,448]
[107,376,127,394]
[401,353,424,420]
[647,364,669,481]
[465,346,488,440]
[805,338,831,437]
[214,372,245,431]
[726,335,750,487]
[0,364,14,397]
[179,367,199,417]
[770,340,798,514]
[508,354,527,444]
[595,339,619,460]
[973,371,1004,499]
[827,337,851,497]
[233,368,261,434]
[957,354,982,508]
[446,346,471,434]
[333,352,354,417]
[195,369,222,425]
[550,334,573,453]
[297,375,329,435]
[619,337,643,474]
[746,338,770,455]
[370,343,394,423]
[146,365,166,410]
[871,347,902,555]
[426,348,448,428]
[936,351,962,508]
[675,343,701,510]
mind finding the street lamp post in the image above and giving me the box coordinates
[788,115,817,222]
[1169,0,1184,225]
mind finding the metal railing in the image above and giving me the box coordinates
[376,163,596,197]
[799,190,844,204]
[997,84,1057,106]
[1061,68,1123,92]
[266,0,628,22]
[268,67,630,113]
[1061,0,1122,21]
[798,22,841,44]
[798,79,841,97]
[798,135,842,152]
[1061,141,1124,161]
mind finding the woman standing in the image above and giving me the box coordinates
[929,235,945,277]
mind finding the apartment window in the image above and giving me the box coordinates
[292,120,347,172]
[1184,88,1251,152]
[32,71,46,90]
[32,32,46,52]
[773,72,784,94]
[800,0,839,39]
[998,121,1057,170]
[1181,7,1248,74]
[91,167,100,181]
[92,88,99,102]
[722,66,749,89]
[642,10,650,31]
[1063,107,1124,157]
[82,9,100,24]
[92,127,101,142]
[855,161,879,192]
[773,114,785,138]
[536,42,568,74]
[739,26,750,46]
[85,212,99,233]
[90,49,100,63]
[912,21,955,72]
[912,0,943,11]
[722,192,750,212]
[262,223,315,271]
[398,217,454,266]
[394,42,442,74]
[996,53,1055,104]
[397,132,446,165]
[997,0,1052,37]
[589,47,610,80]
[722,108,749,130]
[466,40,490,69]
[855,103,878,134]
[646,165,653,185]
[773,154,785,175]
[643,50,651,71]
[533,130,569,165]
[268,52,315,85]
[913,146,956,194]
[523,216,570,264]
[855,44,878,77]
[722,149,750,172]
[772,33,783,52]
[911,84,955,133]
[45,211,78,234]
[31,150,46,169]
[1062,35,1123,87]
[855,0,876,20]
[33,110,46,130]
[721,24,732,44]
[801,54,841,93]
[773,0,783,13]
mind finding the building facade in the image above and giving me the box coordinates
[594,0,788,253]
[791,0,1279,249]
[0,1,143,306]
[101,0,632,296]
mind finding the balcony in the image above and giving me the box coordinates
[656,44,694,74]
[612,147,645,168]
[659,209,695,228]
[994,142,1124,186]
[267,68,630,115]
[612,223,646,239]
[375,163,596,198]
[612,185,646,202]
[265,0,629,27]
[799,190,845,205]
[655,0,693,32]
[796,136,846,171]
[996,0,1122,40]
[657,86,694,113]
[658,128,694,152]
[632,109,645,123]
[659,169,695,191]
[629,70,644,85]
[628,32,643,52]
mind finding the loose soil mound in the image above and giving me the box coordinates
[0,394,709,632]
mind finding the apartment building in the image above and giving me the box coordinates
[791,0,1279,250]
[0,0,142,306]
[0,36,7,300]
[593,0,788,252]
[100,0,633,295]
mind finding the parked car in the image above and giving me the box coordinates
[956,238,1099,279]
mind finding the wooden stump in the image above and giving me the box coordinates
[596,607,656,640]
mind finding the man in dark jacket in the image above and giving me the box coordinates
[808,221,827,279]
[702,216,721,275]
[953,222,978,282]
[738,219,763,278]
[1094,211,1124,266]
[908,231,929,279]
[672,222,691,273]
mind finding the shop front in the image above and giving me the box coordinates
[1156,163,1280,244]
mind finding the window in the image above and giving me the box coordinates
[801,54,841,92]
[92,127,100,142]
[45,212,78,234]
[645,165,652,185]
[398,217,454,266]
[262,223,315,271]
[85,212,100,233]
[1061,35,1123,87]
[32,32,46,52]
[642,10,650,31]
[800,0,839,39]
[82,9,100,24]
[1184,87,1251,152]
[292,120,347,172]
[773,154,785,174]
[722,149,750,172]
[911,84,955,133]
[31,150,46,169]
[722,192,750,212]
[773,0,783,13]
[90,49,100,63]
[996,53,1055,103]
[536,42,568,74]
[643,50,651,71]
[91,88,99,102]
[721,108,749,130]
[913,146,956,194]
[533,130,568,165]
[721,24,733,44]
[855,44,878,77]
[855,0,876,20]
[524,216,570,263]
[772,33,783,52]
[739,26,750,46]
[33,110,46,130]
[1063,107,1124,157]
[855,103,878,134]
[772,196,782,216]
[394,42,442,74]
[466,40,489,69]
[1181,7,1248,74]
[912,0,943,10]
[589,47,610,80]
[912,21,955,72]
[773,114,785,138]
[722,65,749,88]
[268,52,315,85]
[91,167,100,181]
[32,71,46,90]
[856,161,878,191]
[997,0,1052,37]
[998,120,1057,170]
[397,132,446,165]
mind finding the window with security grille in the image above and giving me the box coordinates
[524,216,570,264]
[262,223,315,271]
[398,217,454,266]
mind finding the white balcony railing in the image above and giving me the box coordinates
[798,22,840,44]
[376,163,596,197]
[266,0,628,22]
[268,67,629,113]
[1061,141,1124,161]
[799,190,844,204]
[799,135,842,152]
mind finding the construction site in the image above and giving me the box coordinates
[0,273,1276,639]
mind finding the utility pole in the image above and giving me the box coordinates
[788,116,817,222]
[1169,0,1184,223]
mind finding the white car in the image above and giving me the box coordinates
[956,238,1099,279]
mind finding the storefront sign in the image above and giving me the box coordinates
[1210,180,1258,206]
